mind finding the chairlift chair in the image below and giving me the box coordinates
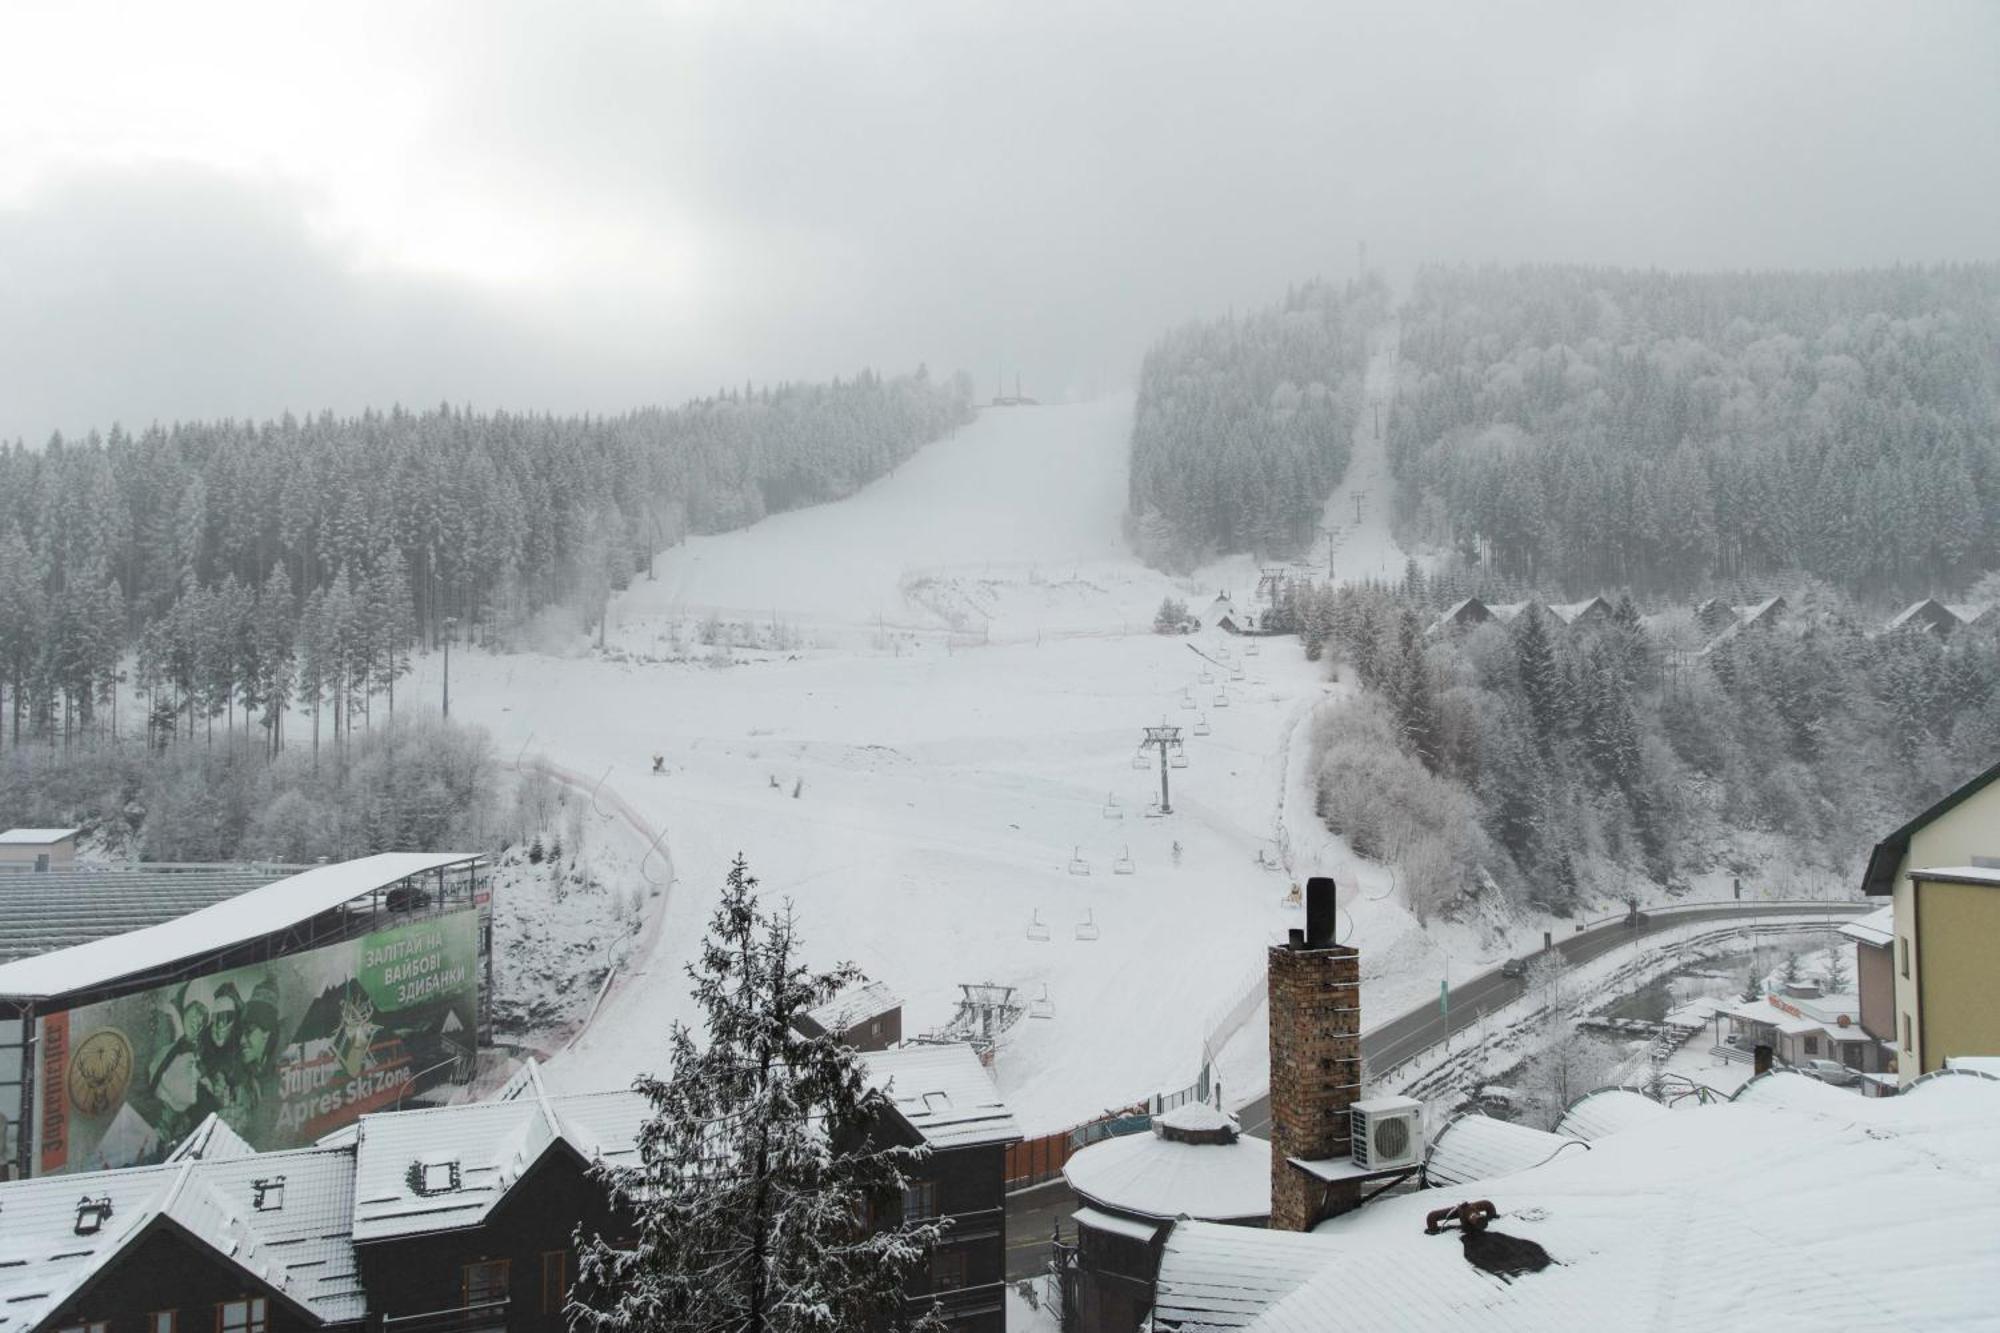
[1144,801,1165,819]
[1193,715,1211,736]
[1029,984,1055,1019]
[1199,669,1214,684]
[1180,691,1196,710]
[1075,908,1100,941]
[1169,749,1188,769]
[1068,845,1091,876]
[1214,691,1230,708]
[1245,641,1260,656]
[1130,751,1151,770]
[1102,792,1123,819]
[1113,845,1135,875]
[1026,908,1051,941]
[1231,665,1246,681]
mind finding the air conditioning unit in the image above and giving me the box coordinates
[1350,1095,1425,1170]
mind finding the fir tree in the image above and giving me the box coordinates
[573,856,946,1333]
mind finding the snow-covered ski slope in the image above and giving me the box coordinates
[433,370,1432,1134]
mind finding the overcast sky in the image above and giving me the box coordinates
[2,1,1995,443]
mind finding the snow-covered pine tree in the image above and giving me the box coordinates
[573,855,946,1333]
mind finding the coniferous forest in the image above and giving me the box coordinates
[0,369,973,751]
[1389,263,2000,597]
[1126,276,1388,569]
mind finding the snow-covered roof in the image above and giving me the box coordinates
[0,851,479,999]
[0,1145,364,1331]
[164,1111,259,1163]
[1552,1088,1668,1142]
[1072,1204,1163,1246]
[1156,1102,1237,1134]
[1422,1113,1582,1188]
[805,979,901,1033]
[1839,904,1894,948]
[1720,995,1869,1042]
[1908,863,2000,887]
[1238,1073,2000,1332]
[0,827,79,844]
[1063,1120,1271,1222]
[350,1094,570,1243]
[862,1044,1021,1150]
[1946,1056,2000,1077]
[1152,1219,1338,1330]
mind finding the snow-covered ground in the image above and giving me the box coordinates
[400,333,1700,1135]
[405,392,1375,1133]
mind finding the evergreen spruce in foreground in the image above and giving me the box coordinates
[572,855,945,1333]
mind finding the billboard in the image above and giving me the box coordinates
[36,911,479,1175]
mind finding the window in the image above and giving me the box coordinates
[151,1314,178,1333]
[930,1247,968,1292]
[1900,937,1911,979]
[541,1250,568,1315]
[1903,1013,1914,1052]
[1803,1035,1819,1056]
[902,1180,938,1219]
[251,1177,285,1211]
[216,1299,266,1333]
[464,1259,511,1306]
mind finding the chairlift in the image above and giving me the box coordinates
[1029,984,1055,1020]
[1075,908,1100,941]
[1169,749,1189,769]
[1068,845,1091,876]
[1130,751,1151,770]
[1179,692,1196,710]
[1144,802,1166,819]
[1193,715,1211,736]
[1113,845,1135,875]
[1231,665,1246,681]
[1102,792,1123,820]
[1214,691,1230,708]
[1245,641,1260,656]
[1026,908,1051,942]
[1198,669,1214,684]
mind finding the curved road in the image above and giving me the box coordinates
[1005,898,1865,1278]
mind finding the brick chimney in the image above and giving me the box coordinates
[1267,876,1361,1231]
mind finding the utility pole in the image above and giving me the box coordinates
[1141,724,1184,814]
[1353,491,1366,526]
[1321,525,1337,580]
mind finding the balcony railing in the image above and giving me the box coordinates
[380,1297,510,1333]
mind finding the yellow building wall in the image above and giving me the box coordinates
[1914,881,2000,1072]
[1891,786,2000,1080]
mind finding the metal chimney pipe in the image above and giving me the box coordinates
[1305,877,1337,948]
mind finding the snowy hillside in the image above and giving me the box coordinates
[419,385,1428,1133]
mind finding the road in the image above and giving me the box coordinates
[1004,898,1863,1279]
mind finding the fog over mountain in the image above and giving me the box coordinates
[2,1,1996,442]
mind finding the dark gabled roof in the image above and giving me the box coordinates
[1862,755,2000,896]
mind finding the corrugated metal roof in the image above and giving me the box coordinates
[1422,1114,1582,1188]
[1553,1088,1668,1142]
[862,1044,1021,1150]
[1152,1220,1338,1331]
[0,867,279,963]
[0,852,478,999]
[164,1111,259,1163]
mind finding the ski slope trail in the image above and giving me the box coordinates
[1320,321,1411,584]
[431,397,1329,1133]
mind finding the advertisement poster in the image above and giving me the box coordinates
[37,911,478,1175]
